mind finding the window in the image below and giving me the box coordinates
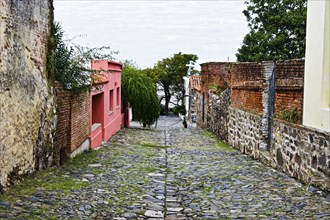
[109,89,114,112]
[116,87,120,107]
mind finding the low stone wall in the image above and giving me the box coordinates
[195,92,204,127]
[206,89,231,142]
[228,107,262,159]
[269,120,330,190]
[227,107,330,191]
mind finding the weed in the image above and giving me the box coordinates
[141,143,171,149]
[203,131,235,152]
[209,83,226,96]
[276,107,302,124]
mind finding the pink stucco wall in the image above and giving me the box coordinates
[90,60,122,149]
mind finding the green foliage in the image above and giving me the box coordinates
[277,107,302,124]
[121,62,160,127]
[172,104,186,115]
[46,18,56,83]
[236,0,307,62]
[54,22,117,92]
[144,52,198,114]
[209,83,226,96]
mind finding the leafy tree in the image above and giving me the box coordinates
[145,52,198,115]
[54,22,117,92]
[121,61,160,127]
[236,0,307,62]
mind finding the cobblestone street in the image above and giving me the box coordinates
[1,116,330,219]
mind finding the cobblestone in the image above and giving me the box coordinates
[0,115,329,219]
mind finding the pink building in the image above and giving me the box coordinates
[90,60,123,149]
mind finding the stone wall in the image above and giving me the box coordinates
[55,82,90,162]
[270,120,329,190]
[195,92,204,127]
[206,89,231,142]
[195,59,330,191]
[0,0,56,188]
[228,107,263,159]
[228,107,330,190]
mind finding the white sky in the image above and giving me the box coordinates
[54,0,249,70]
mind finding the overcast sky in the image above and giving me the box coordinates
[54,0,249,70]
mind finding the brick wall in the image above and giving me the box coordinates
[70,92,90,153]
[195,60,304,127]
[196,62,233,128]
[55,82,71,161]
[231,89,263,113]
[55,82,90,160]
[200,62,232,88]
[231,63,263,113]
[275,60,304,120]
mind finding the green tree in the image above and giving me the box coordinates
[145,52,198,115]
[54,22,117,92]
[236,0,307,62]
[121,61,160,127]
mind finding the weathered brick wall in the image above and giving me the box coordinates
[275,60,304,122]
[231,63,263,113]
[54,82,70,162]
[196,62,232,128]
[231,89,263,113]
[0,0,56,188]
[55,82,90,158]
[69,91,90,153]
[200,62,232,88]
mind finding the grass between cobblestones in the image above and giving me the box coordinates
[0,152,95,219]
[0,159,93,203]
[203,131,236,152]
[141,143,171,149]
[1,125,329,219]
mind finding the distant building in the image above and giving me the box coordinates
[303,0,330,132]
[90,60,123,149]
